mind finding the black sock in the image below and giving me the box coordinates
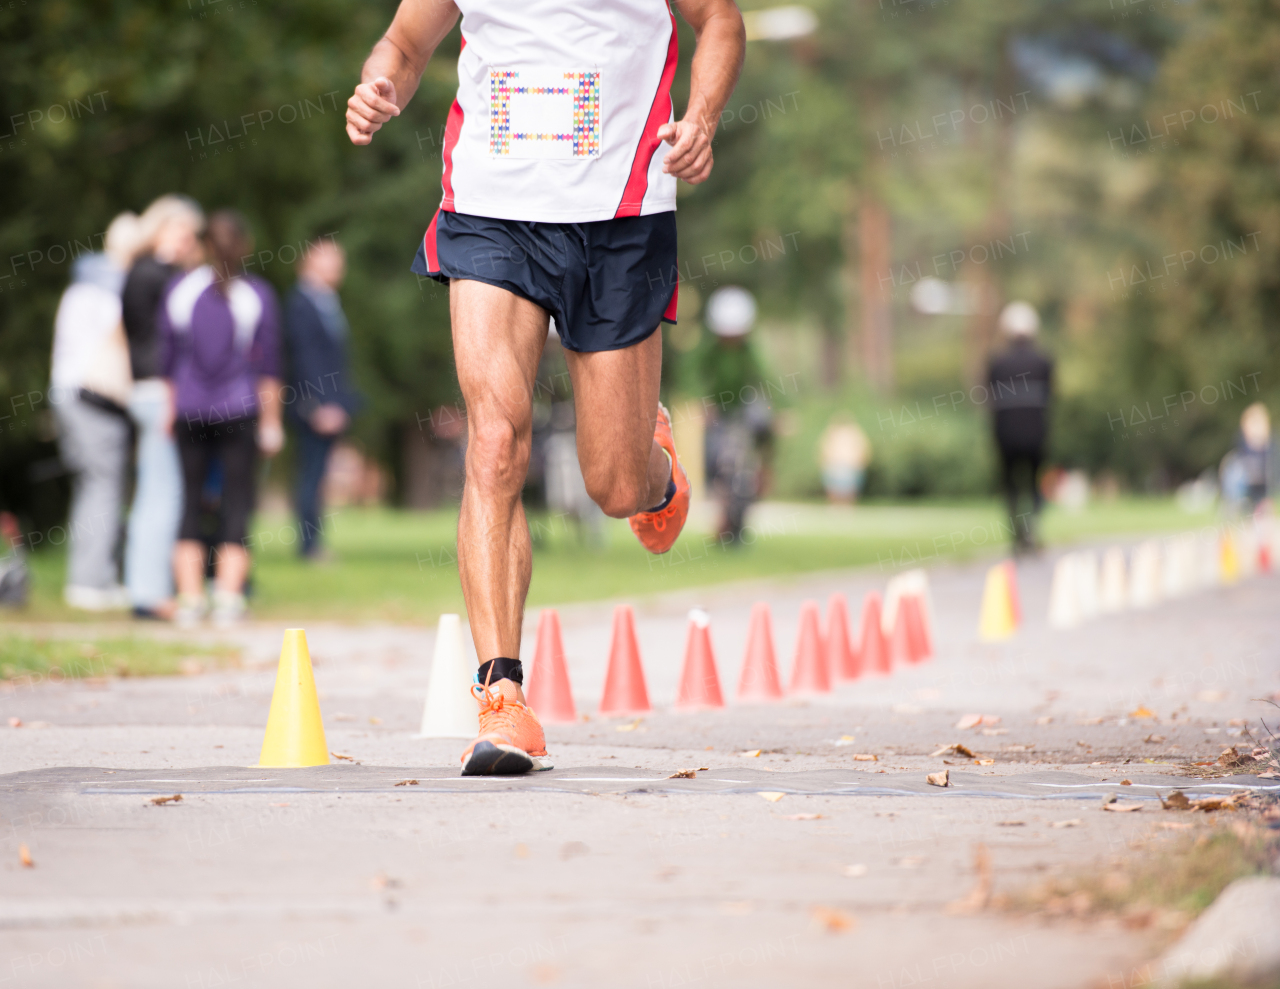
[476,657,523,686]
[647,476,677,512]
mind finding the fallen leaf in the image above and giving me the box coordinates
[930,743,976,758]
[740,749,762,758]
[394,779,419,786]
[1190,791,1249,813]
[616,719,643,732]
[783,813,822,821]
[842,864,867,877]
[955,714,982,730]
[1129,706,1156,719]
[1144,734,1166,743]
[149,794,182,806]
[1050,819,1083,828]
[945,843,991,915]
[1217,746,1255,769]
[974,759,995,766]
[1259,772,1280,780]
[18,844,33,867]
[980,728,1009,736]
[758,792,785,802]
[981,715,1002,726]
[1103,802,1143,813]
[852,753,878,762]
[7,717,21,728]
[668,769,697,779]
[1120,779,1132,786]
[698,767,710,772]
[926,770,950,787]
[330,752,356,762]
[996,820,1026,827]
[810,906,855,932]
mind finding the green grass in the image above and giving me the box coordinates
[0,633,241,681]
[14,496,1215,624]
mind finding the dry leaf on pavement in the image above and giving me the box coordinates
[149,794,182,806]
[1129,705,1156,719]
[930,743,975,758]
[668,769,697,779]
[955,714,982,730]
[740,749,762,757]
[926,770,950,787]
[810,906,855,932]
[758,792,785,802]
[18,844,33,868]
[974,759,995,766]
[1103,802,1143,813]
[330,752,356,762]
[616,719,643,732]
[852,753,878,762]
[1050,819,1083,828]
[394,779,419,786]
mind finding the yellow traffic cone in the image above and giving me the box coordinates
[1219,531,1240,585]
[978,563,1016,641]
[258,629,330,768]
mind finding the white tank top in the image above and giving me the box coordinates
[438,0,679,223]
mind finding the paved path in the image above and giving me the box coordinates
[1,544,1277,988]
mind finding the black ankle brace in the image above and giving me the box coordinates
[476,657,523,686]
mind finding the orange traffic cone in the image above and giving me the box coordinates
[1004,560,1022,625]
[826,593,860,680]
[525,609,576,724]
[737,602,783,702]
[900,595,932,663]
[887,604,912,667]
[675,609,725,710]
[598,604,651,716]
[788,600,830,694]
[859,592,890,675]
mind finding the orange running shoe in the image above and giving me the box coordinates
[460,677,549,776]
[629,403,690,555]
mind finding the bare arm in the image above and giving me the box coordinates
[257,377,284,454]
[346,0,461,145]
[660,0,746,184]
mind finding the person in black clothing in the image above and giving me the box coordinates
[987,301,1053,553]
[284,239,360,559]
[120,195,205,618]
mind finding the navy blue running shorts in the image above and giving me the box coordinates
[411,208,678,353]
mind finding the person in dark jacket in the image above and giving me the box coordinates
[284,239,360,559]
[987,301,1053,553]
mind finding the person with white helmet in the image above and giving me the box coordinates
[987,301,1054,553]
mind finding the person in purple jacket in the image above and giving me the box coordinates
[159,210,284,627]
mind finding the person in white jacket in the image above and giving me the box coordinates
[50,213,143,611]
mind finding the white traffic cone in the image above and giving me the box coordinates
[1074,550,1101,621]
[1047,554,1080,630]
[419,614,481,739]
[1099,547,1127,613]
[1129,540,1162,609]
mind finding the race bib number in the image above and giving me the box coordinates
[489,67,601,159]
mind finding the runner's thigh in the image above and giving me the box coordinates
[565,329,662,482]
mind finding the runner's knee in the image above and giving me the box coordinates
[466,418,530,495]
[584,467,647,519]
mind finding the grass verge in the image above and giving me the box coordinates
[0,634,241,681]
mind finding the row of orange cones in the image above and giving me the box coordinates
[525,590,935,723]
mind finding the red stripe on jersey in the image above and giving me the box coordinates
[440,99,465,211]
[663,278,678,322]
[614,6,679,218]
[423,208,441,272]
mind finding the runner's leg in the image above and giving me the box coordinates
[450,278,549,663]
[564,330,670,519]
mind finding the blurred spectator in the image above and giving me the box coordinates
[121,194,206,619]
[987,301,1054,554]
[819,414,870,503]
[284,239,360,560]
[160,210,282,627]
[692,287,775,544]
[0,513,31,607]
[1222,402,1274,515]
[49,212,142,611]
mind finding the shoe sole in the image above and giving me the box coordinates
[461,740,536,777]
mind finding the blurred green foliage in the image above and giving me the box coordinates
[2,0,1277,524]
